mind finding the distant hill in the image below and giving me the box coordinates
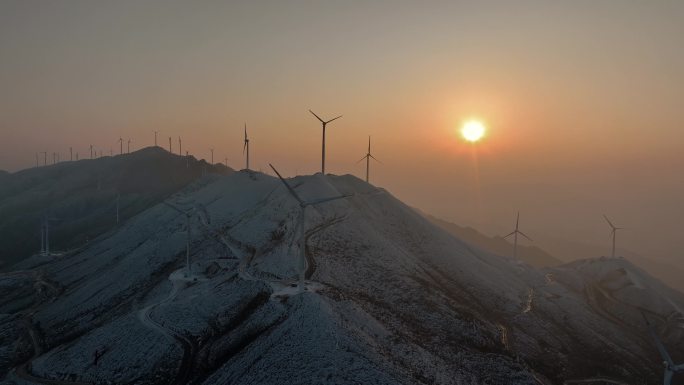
[0,146,233,269]
[427,215,562,267]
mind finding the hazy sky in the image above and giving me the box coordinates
[1,1,683,263]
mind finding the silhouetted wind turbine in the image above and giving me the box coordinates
[243,123,250,170]
[357,136,382,183]
[603,215,623,257]
[41,152,47,166]
[210,148,214,164]
[119,137,123,155]
[168,137,172,153]
[504,212,532,259]
[178,136,182,156]
[154,130,160,147]
[641,311,684,385]
[309,109,342,174]
[70,147,73,161]
[224,157,228,167]
[127,139,131,153]
[270,163,349,293]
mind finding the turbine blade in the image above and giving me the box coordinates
[641,311,676,368]
[518,231,533,241]
[504,231,516,239]
[306,194,351,206]
[309,109,325,123]
[603,214,616,229]
[675,363,684,371]
[269,164,305,205]
[664,369,673,385]
[369,154,383,164]
[357,155,369,164]
[243,142,247,155]
[325,115,343,124]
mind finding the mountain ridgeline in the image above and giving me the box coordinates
[0,147,232,269]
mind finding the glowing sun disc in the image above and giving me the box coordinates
[461,120,486,142]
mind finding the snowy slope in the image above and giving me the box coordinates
[0,170,682,384]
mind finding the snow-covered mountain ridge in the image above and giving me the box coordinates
[0,169,682,384]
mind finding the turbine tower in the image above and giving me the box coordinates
[210,148,214,164]
[70,147,73,161]
[603,215,623,257]
[119,137,123,155]
[168,137,172,153]
[641,311,684,385]
[127,139,131,153]
[243,123,250,170]
[270,164,349,293]
[504,212,532,259]
[164,201,210,278]
[178,136,182,156]
[154,130,160,147]
[357,136,381,183]
[41,152,47,166]
[309,109,342,174]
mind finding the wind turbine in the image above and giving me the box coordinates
[41,152,47,166]
[119,137,123,155]
[210,148,214,164]
[243,123,250,170]
[269,164,349,293]
[641,311,684,385]
[70,147,73,161]
[168,137,172,153]
[504,212,532,259]
[164,201,210,278]
[357,136,382,183]
[90,145,94,159]
[603,215,623,257]
[154,130,160,147]
[127,139,131,153]
[178,136,182,156]
[309,109,342,174]
[224,157,228,167]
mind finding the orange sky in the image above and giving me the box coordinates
[1,1,683,263]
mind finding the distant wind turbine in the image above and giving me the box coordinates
[603,215,623,257]
[41,152,47,166]
[357,136,382,183]
[270,163,349,293]
[210,148,214,164]
[90,145,94,159]
[309,109,342,174]
[168,137,172,153]
[225,157,228,167]
[119,137,123,155]
[127,139,131,154]
[243,123,250,170]
[504,212,532,259]
[178,136,182,156]
[154,130,160,147]
[70,147,73,161]
[641,311,684,385]
[164,201,210,278]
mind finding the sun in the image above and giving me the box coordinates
[461,120,486,142]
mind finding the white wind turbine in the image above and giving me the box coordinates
[309,110,342,174]
[504,212,532,259]
[603,214,623,257]
[357,136,381,183]
[641,311,684,385]
[269,164,349,293]
[164,200,210,278]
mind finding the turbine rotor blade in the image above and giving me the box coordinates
[518,231,533,241]
[641,311,676,368]
[357,155,369,163]
[308,109,325,123]
[325,115,343,124]
[269,164,305,205]
[369,154,383,164]
[504,231,516,238]
[603,214,616,230]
